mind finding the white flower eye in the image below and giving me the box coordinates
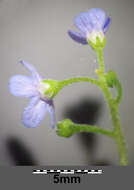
[38,82,50,97]
[87,30,104,44]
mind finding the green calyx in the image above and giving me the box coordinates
[41,79,59,99]
[87,36,106,51]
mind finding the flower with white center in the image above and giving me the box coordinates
[9,60,56,128]
[68,8,111,49]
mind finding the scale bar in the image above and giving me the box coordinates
[33,169,102,175]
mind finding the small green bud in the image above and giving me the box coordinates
[56,119,74,137]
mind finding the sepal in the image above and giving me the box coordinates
[105,70,118,88]
[105,70,122,104]
[87,34,106,51]
[41,79,59,99]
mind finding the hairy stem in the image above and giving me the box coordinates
[68,123,115,138]
[59,77,100,89]
[96,48,128,166]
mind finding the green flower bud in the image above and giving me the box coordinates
[56,119,74,137]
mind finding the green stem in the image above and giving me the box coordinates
[96,48,105,73]
[96,48,128,166]
[69,123,115,138]
[59,77,100,89]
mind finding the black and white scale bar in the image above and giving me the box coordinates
[33,169,102,175]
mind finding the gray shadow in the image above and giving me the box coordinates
[6,136,37,166]
[63,97,111,165]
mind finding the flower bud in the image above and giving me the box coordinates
[56,119,74,137]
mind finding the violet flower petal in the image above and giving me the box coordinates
[68,30,88,44]
[74,12,93,34]
[47,101,56,128]
[20,60,42,83]
[9,75,38,98]
[88,8,106,30]
[22,96,47,128]
[103,17,111,34]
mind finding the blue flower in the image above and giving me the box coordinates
[9,61,56,128]
[68,8,111,46]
